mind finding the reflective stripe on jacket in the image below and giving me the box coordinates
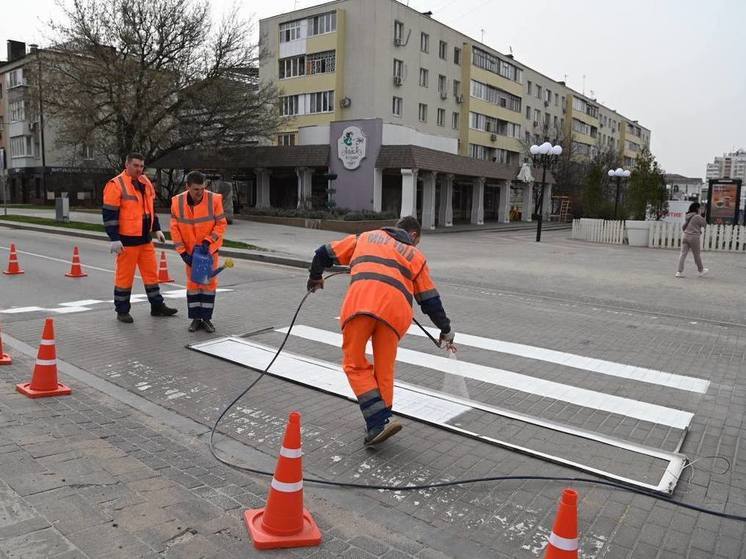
[170,190,228,255]
[102,172,156,238]
[332,228,440,338]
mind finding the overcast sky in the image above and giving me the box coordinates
[3,0,744,178]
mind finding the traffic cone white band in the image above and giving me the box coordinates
[279,446,303,458]
[548,532,578,551]
[39,339,55,345]
[271,478,303,492]
[35,358,57,366]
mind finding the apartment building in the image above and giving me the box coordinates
[706,149,746,182]
[0,40,111,205]
[254,0,651,227]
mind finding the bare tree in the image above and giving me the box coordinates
[37,0,281,199]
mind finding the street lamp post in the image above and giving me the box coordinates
[608,167,631,219]
[529,141,562,242]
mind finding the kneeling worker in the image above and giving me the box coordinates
[170,171,228,333]
[102,152,178,323]
[307,216,455,445]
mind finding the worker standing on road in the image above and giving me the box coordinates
[102,152,178,323]
[307,216,455,445]
[170,171,228,333]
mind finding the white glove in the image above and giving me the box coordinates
[153,231,166,243]
[439,329,455,345]
[110,241,124,255]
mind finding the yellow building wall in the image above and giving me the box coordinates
[306,32,337,54]
[468,130,522,153]
[458,43,473,156]
[471,66,523,98]
[469,98,523,125]
[279,73,336,96]
[333,9,346,121]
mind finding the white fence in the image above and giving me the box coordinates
[572,219,746,252]
[571,219,625,244]
[649,221,746,252]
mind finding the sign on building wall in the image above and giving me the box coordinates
[337,126,367,170]
[706,179,742,225]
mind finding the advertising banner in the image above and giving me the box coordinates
[707,179,742,224]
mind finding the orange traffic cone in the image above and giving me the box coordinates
[16,318,71,398]
[0,325,11,365]
[65,246,88,278]
[158,251,174,283]
[545,489,579,558]
[244,411,322,550]
[3,243,24,275]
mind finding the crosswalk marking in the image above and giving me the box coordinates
[278,325,695,430]
[407,325,710,394]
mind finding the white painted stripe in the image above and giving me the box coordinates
[407,325,710,394]
[548,532,578,551]
[35,359,57,366]
[271,478,303,492]
[39,339,55,345]
[279,326,694,430]
[280,446,303,458]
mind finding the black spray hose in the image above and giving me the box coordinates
[208,272,746,522]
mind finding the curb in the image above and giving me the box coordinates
[0,220,315,270]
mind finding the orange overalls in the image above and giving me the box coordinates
[324,229,441,431]
[170,190,227,319]
[102,172,164,313]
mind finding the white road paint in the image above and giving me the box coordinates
[278,325,695,430]
[194,337,469,424]
[0,289,232,314]
[407,325,709,394]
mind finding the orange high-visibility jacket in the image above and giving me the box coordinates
[102,172,156,237]
[327,229,440,338]
[170,190,228,255]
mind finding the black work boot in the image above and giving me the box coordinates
[117,313,134,324]
[150,303,178,317]
[188,319,202,332]
[202,319,216,333]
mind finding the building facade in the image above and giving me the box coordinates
[664,174,705,201]
[706,149,746,182]
[0,40,111,206]
[257,0,651,227]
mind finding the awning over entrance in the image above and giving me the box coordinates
[149,145,330,169]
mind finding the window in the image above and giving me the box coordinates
[572,118,592,136]
[469,143,493,160]
[420,32,429,52]
[418,103,427,122]
[438,74,447,95]
[534,109,541,122]
[280,95,300,116]
[393,59,404,79]
[9,135,33,158]
[9,100,25,122]
[279,20,302,43]
[527,80,532,95]
[471,47,522,82]
[394,20,404,43]
[437,108,445,127]
[545,89,552,103]
[307,51,336,74]
[469,112,521,137]
[470,80,521,112]
[308,90,334,113]
[279,55,305,79]
[452,111,460,129]
[307,11,336,36]
[277,133,296,146]
[572,96,586,113]
[536,85,542,99]
[544,112,550,125]
[392,96,402,116]
[525,105,531,119]
[554,93,559,106]
[453,47,461,65]
[8,69,24,88]
[438,40,447,60]
[419,67,429,87]
[553,115,558,129]
[453,79,461,97]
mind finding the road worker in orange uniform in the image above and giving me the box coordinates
[170,171,228,333]
[102,152,177,323]
[307,216,455,445]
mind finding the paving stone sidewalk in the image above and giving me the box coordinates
[0,351,452,559]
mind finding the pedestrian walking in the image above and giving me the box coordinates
[170,171,228,333]
[102,152,178,323]
[676,202,709,278]
[307,216,455,445]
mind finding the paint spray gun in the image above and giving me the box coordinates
[413,318,458,359]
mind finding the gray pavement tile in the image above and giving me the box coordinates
[0,527,78,559]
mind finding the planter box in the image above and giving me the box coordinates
[243,215,397,234]
[625,220,651,247]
